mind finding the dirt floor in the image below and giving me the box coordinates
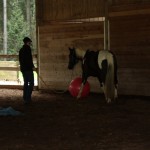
[0,89,149,150]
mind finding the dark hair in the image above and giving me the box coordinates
[23,37,32,43]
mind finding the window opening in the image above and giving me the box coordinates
[0,0,37,86]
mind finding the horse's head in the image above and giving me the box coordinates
[68,47,79,69]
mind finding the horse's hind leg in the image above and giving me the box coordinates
[98,78,104,94]
[98,78,112,103]
[113,53,118,100]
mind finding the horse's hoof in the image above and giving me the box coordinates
[77,96,80,99]
[106,98,111,104]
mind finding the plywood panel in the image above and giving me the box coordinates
[109,1,150,17]
[36,0,105,23]
[38,22,104,92]
[110,15,150,64]
[109,13,150,96]
[110,0,150,6]
[118,69,150,96]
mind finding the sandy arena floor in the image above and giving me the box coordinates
[0,89,149,150]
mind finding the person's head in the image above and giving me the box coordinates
[23,37,32,46]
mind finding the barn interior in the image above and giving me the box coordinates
[36,0,150,96]
[0,0,150,149]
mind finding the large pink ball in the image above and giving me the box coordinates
[69,77,90,98]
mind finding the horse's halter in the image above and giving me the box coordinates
[68,47,79,69]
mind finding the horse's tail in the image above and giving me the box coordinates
[104,52,115,102]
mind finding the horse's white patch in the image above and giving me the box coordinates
[76,48,86,58]
[98,50,113,69]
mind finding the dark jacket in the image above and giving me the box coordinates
[19,44,34,71]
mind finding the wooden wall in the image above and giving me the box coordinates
[36,0,104,24]
[38,22,104,92]
[109,1,150,96]
[110,15,150,96]
[36,0,150,96]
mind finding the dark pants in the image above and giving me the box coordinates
[22,71,34,102]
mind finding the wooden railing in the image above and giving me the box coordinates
[0,54,37,71]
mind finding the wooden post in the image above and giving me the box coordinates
[104,0,110,51]
[37,26,41,88]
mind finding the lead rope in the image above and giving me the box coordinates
[38,70,74,94]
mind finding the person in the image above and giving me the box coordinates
[19,37,35,104]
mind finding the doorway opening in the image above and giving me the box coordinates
[0,0,37,87]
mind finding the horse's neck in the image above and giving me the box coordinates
[75,48,86,59]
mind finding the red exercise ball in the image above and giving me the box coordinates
[69,77,90,98]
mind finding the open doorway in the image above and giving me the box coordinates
[0,0,37,87]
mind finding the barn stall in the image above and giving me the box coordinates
[36,0,150,96]
[0,0,150,149]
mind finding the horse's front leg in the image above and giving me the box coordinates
[115,84,118,99]
[77,77,87,99]
[77,82,84,99]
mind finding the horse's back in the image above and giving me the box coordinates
[84,50,99,65]
[98,50,113,69]
[83,50,100,76]
[85,50,99,59]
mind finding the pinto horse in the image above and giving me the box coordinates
[68,47,118,103]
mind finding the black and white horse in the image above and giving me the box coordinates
[68,47,118,103]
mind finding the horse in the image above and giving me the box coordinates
[68,47,118,103]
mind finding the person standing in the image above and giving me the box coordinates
[19,37,35,104]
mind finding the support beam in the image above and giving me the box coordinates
[104,0,110,51]
[110,8,150,17]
